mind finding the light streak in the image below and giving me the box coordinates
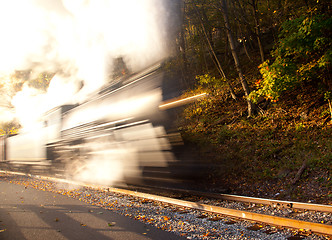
[159,93,207,110]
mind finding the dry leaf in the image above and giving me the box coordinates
[108,222,116,227]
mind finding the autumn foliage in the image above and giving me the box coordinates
[176,0,331,203]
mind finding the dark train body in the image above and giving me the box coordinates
[0,62,205,186]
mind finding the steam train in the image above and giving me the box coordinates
[0,62,206,187]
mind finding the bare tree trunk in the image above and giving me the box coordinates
[200,37,209,72]
[193,1,237,100]
[230,0,253,62]
[251,0,265,63]
[220,0,256,116]
[233,0,256,51]
[179,2,190,87]
[237,21,253,62]
[328,99,332,123]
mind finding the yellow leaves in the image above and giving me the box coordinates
[295,228,312,237]
[141,199,150,204]
[136,215,145,220]
[135,215,157,224]
[147,218,155,223]
[162,216,170,221]
[193,107,202,115]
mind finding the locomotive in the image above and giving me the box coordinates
[0,61,206,187]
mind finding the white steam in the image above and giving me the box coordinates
[0,0,177,129]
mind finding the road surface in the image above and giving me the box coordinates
[0,179,184,240]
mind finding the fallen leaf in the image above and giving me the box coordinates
[108,222,116,227]
[203,232,210,237]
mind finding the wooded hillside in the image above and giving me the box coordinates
[171,0,331,203]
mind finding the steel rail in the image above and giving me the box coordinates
[218,194,332,213]
[100,187,332,236]
[1,171,331,236]
[159,187,332,213]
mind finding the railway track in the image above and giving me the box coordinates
[1,170,331,238]
[135,186,332,213]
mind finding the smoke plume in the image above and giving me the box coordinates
[0,0,179,129]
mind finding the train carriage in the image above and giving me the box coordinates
[1,61,206,187]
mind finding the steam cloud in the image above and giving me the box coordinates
[0,0,179,129]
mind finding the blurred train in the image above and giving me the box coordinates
[0,61,207,187]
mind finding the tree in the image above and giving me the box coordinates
[220,0,256,116]
[0,121,21,135]
[250,0,265,63]
[250,10,332,103]
[192,0,237,100]
[0,70,53,131]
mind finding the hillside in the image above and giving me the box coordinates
[179,82,331,204]
[172,0,332,204]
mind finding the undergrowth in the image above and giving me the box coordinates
[179,79,331,203]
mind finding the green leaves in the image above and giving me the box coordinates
[250,11,332,103]
[324,91,332,101]
[196,74,224,92]
[250,60,297,103]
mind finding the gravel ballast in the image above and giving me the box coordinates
[0,172,330,240]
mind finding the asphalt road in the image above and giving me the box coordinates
[0,180,184,240]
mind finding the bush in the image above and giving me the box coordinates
[250,10,332,103]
